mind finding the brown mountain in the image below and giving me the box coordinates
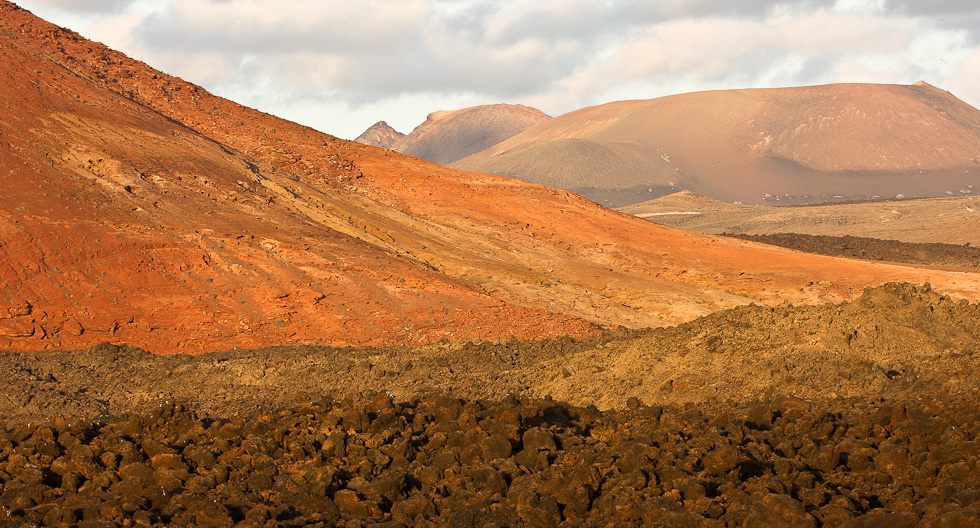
[356,104,550,165]
[3,1,980,354]
[354,120,404,149]
[453,83,980,207]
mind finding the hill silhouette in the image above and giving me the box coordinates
[354,120,404,149]
[356,104,550,165]
[454,83,980,207]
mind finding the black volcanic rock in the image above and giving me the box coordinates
[2,394,980,526]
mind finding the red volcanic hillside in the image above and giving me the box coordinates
[0,2,595,352]
[454,83,980,206]
[2,0,980,354]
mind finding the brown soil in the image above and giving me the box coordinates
[1,283,977,425]
[2,285,980,526]
[726,233,980,269]
[623,191,980,246]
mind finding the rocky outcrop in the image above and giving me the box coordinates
[355,104,551,165]
[354,120,404,148]
[1,392,979,527]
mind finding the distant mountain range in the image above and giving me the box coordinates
[355,104,550,165]
[383,83,980,207]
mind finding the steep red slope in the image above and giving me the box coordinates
[3,1,980,355]
[0,4,595,353]
[454,83,980,206]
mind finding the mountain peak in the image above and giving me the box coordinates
[355,104,551,165]
[455,82,980,206]
[354,120,404,148]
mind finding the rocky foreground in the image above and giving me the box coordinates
[2,283,979,423]
[0,283,979,526]
[2,393,980,527]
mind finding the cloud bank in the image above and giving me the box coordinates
[16,0,980,139]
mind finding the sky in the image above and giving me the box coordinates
[14,0,980,140]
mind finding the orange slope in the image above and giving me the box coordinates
[0,6,595,353]
[2,0,980,356]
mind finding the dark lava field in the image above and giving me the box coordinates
[0,283,979,526]
[2,393,980,527]
[727,233,980,270]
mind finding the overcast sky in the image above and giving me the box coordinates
[15,0,980,140]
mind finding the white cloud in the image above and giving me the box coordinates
[135,0,431,54]
[21,0,131,13]
[834,0,887,13]
[943,48,980,104]
[12,0,980,139]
